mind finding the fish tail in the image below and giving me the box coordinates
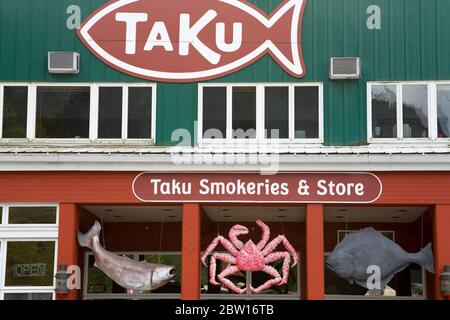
[77,221,101,249]
[414,243,435,274]
[265,0,306,78]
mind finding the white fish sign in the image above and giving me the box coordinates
[77,221,176,291]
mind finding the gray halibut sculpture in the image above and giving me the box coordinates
[326,227,435,295]
[78,221,176,291]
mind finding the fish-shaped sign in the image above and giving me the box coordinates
[326,228,435,295]
[77,0,307,82]
[77,221,176,291]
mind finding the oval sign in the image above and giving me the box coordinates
[77,0,307,82]
[132,172,382,203]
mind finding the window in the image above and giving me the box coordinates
[367,82,450,141]
[84,252,181,299]
[202,87,226,138]
[199,84,323,143]
[295,86,319,139]
[265,87,289,139]
[0,204,58,300]
[232,87,257,139]
[437,85,450,138]
[8,207,57,224]
[98,87,122,139]
[1,86,28,138]
[36,86,90,138]
[371,84,397,138]
[0,83,156,141]
[128,87,153,139]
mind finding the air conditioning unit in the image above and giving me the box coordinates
[48,52,80,74]
[329,57,360,80]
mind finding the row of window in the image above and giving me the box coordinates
[2,82,450,144]
[200,84,322,142]
[369,82,450,141]
[0,205,58,300]
[0,84,155,140]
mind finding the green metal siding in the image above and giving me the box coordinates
[1,0,450,145]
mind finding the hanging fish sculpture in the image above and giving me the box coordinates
[78,221,176,291]
[326,227,435,295]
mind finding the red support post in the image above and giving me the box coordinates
[181,203,201,300]
[305,204,324,300]
[56,203,79,300]
[433,205,450,300]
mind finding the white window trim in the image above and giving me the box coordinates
[0,204,59,300]
[198,83,324,146]
[0,82,157,143]
[367,81,450,144]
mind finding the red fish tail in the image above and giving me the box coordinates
[265,0,306,77]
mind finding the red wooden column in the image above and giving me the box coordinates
[305,204,325,300]
[434,205,450,300]
[181,203,201,300]
[56,203,79,300]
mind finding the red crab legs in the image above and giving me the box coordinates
[201,220,299,294]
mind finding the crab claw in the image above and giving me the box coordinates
[231,224,249,235]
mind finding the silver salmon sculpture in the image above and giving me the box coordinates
[77,221,176,291]
[326,227,434,295]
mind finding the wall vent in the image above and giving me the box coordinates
[329,57,360,80]
[48,52,80,74]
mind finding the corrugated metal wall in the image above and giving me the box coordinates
[1,0,449,145]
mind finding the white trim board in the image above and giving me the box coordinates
[0,153,449,171]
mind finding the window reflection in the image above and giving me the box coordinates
[36,87,90,138]
[402,85,428,138]
[8,207,57,224]
[203,87,227,139]
[128,87,152,139]
[98,87,122,139]
[371,85,397,138]
[437,85,450,138]
[265,87,289,139]
[2,86,28,138]
[295,86,319,139]
[232,87,256,139]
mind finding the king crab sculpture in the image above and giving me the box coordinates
[201,220,299,294]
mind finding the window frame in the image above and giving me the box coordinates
[367,81,449,143]
[198,83,324,145]
[0,83,157,143]
[0,203,59,300]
